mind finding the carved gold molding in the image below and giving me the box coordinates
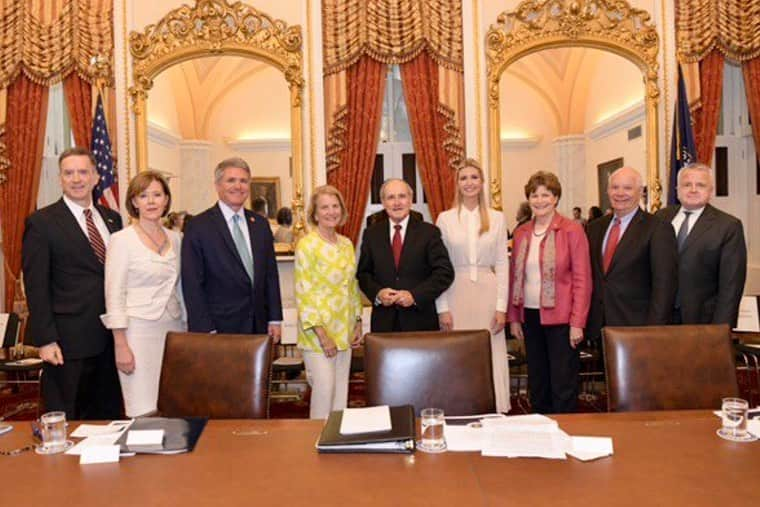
[128,0,305,240]
[0,126,9,185]
[486,0,662,211]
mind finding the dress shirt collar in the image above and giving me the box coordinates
[679,205,705,221]
[63,194,97,218]
[612,206,639,227]
[218,200,246,223]
[388,214,410,235]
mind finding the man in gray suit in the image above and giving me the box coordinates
[655,162,747,326]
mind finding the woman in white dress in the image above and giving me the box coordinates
[436,159,510,413]
[101,171,186,417]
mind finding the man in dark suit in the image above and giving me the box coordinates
[586,167,678,342]
[365,208,424,228]
[22,147,123,419]
[655,162,746,326]
[182,157,282,339]
[357,179,454,332]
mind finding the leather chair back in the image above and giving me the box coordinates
[603,324,738,412]
[364,330,495,416]
[158,332,273,419]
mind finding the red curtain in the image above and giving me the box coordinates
[400,52,458,221]
[63,73,93,148]
[0,75,49,311]
[692,49,724,165]
[743,57,760,164]
[327,55,387,244]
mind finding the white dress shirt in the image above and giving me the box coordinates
[218,201,252,260]
[63,195,112,246]
[670,206,705,236]
[388,214,410,243]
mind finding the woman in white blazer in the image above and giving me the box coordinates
[101,171,186,417]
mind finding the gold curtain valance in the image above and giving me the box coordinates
[323,0,463,75]
[677,0,760,63]
[0,0,113,89]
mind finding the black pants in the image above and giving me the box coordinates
[523,309,580,414]
[41,342,122,420]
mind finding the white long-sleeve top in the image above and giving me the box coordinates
[101,226,185,329]
[435,206,509,313]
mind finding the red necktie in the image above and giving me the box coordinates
[392,224,403,269]
[84,209,106,264]
[602,217,621,274]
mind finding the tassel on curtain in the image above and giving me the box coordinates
[743,58,760,164]
[400,51,465,220]
[326,55,388,244]
[63,72,94,148]
[0,74,49,311]
[691,49,724,166]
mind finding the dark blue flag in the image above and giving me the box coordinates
[91,93,119,209]
[668,65,697,205]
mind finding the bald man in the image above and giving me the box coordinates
[586,167,678,342]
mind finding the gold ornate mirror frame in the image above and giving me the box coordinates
[486,0,661,210]
[129,0,305,238]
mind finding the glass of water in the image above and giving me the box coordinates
[417,407,446,453]
[717,397,752,442]
[36,411,71,454]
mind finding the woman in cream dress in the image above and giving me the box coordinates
[436,159,510,413]
[102,171,186,417]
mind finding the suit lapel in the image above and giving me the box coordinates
[682,204,717,252]
[244,210,259,267]
[51,199,101,268]
[211,204,248,275]
[397,218,417,271]
[593,214,613,273]
[94,204,120,233]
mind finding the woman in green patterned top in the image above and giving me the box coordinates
[295,185,363,419]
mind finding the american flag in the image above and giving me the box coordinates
[91,93,119,209]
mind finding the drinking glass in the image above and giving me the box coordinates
[417,408,446,453]
[35,411,71,454]
[717,397,752,442]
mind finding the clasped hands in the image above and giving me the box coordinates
[377,288,415,307]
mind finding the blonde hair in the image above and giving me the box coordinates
[453,158,489,235]
[307,185,348,227]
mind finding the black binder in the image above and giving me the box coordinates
[317,405,416,454]
[116,417,208,454]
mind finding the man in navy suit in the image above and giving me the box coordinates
[182,157,282,340]
[23,147,123,419]
[586,167,678,343]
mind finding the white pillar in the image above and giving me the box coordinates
[552,135,586,217]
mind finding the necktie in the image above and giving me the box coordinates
[602,217,621,274]
[677,211,692,252]
[232,215,254,282]
[83,209,106,264]
[392,224,403,269]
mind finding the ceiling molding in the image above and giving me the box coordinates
[226,138,292,152]
[501,136,542,150]
[587,100,645,141]
[148,121,182,148]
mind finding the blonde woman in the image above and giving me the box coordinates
[435,159,510,413]
[101,171,186,417]
[295,185,363,419]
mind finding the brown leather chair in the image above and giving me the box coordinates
[158,332,273,419]
[364,330,495,416]
[603,324,738,412]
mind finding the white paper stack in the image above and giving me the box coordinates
[339,405,392,435]
[443,413,614,461]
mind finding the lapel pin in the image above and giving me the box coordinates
[249,216,255,223]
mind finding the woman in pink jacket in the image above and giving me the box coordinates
[508,171,592,413]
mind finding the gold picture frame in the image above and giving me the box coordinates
[250,177,281,220]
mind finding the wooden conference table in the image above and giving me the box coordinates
[2,411,758,506]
